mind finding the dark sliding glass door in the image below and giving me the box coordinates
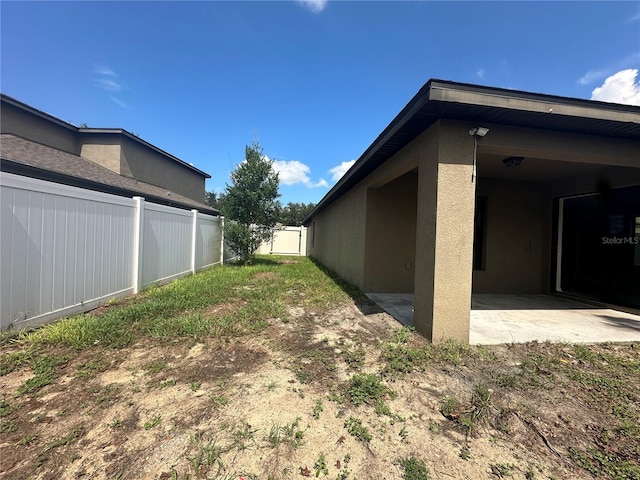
[559,185,640,309]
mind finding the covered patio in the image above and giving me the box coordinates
[366,293,640,345]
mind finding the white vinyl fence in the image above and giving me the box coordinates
[256,226,307,256]
[1,172,224,331]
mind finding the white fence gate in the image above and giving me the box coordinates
[1,172,224,331]
[256,226,307,256]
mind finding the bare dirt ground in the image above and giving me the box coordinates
[1,300,639,480]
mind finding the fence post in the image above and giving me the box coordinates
[220,216,225,264]
[191,210,198,274]
[132,197,145,294]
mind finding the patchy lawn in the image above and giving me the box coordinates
[1,257,639,480]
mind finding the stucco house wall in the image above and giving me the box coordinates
[308,185,368,289]
[80,134,206,202]
[120,136,206,203]
[473,178,544,294]
[363,171,418,293]
[0,99,78,154]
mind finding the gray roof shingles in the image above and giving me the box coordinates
[0,134,218,215]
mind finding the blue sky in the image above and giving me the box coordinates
[2,1,639,204]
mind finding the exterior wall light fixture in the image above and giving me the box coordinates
[469,127,489,181]
[469,127,489,137]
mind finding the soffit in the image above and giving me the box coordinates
[304,79,640,223]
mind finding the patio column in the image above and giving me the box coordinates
[414,121,477,343]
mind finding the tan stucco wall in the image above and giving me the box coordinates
[80,141,129,177]
[472,179,544,293]
[121,138,205,203]
[307,186,368,289]
[363,171,418,292]
[1,102,78,154]
[79,135,206,203]
[307,124,425,290]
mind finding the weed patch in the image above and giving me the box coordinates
[76,356,110,379]
[266,418,304,449]
[42,425,85,453]
[143,415,161,430]
[347,373,395,407]
[398,455,430,480]
[312,398,323,420]
[344,346,365,370]
[344,417,371,443]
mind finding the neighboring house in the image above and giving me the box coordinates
[304,79,640,343]
[1,93,215,211]
[1,94,222,330]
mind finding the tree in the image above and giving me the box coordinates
[205,191,227,212]
[223,142,280,263]
[278,202,316,226]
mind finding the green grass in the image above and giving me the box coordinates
[0,399,18,418]
[344,346,365,370]
[312,398,323,420]
[568,446,640,480]
[75,357,110,379]
[0,347,37,376]
[143,415,161,430]
[16,353,70,396]
[42,425,85,453]
[266,418,304,448]
[5,257,355,350]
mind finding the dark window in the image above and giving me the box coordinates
[473,196,487,270]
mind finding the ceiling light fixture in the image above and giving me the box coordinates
[503,156,524,168]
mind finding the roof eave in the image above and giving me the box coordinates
[303,79,640,225]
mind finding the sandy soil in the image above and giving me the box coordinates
[0,302,632,480]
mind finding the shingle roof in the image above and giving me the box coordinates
[0,134,219,215]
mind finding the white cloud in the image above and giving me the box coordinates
[329,160,355,182]
[578,68,609,85]
[476,68,485,79]
[110,97,130,109]
[94,65,130,108]
[272,159,328,188]
[297,0,327,13]
[591,69,640,105]
[94,66,118,77]
[94,65,125,92]
[97,78,123,92]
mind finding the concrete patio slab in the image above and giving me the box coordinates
[366,293,414,327]
[365,293,640,345]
